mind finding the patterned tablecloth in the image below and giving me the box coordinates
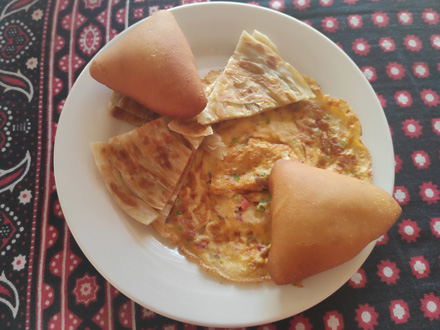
[0,0,439,329]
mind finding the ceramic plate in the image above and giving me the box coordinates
[54,2,394,327]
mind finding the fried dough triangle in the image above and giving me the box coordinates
[268,160,401,285]
[195,30,315,125]
[91,118,193,225]
[90,10,206,119]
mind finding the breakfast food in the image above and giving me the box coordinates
[105,69,221,128]
[107,92,160,126]
[195,30,315,125]
[90,16,398,285]
[152,87,373,283]
[267,160,402,285]
[89,10,206,118]
[91,118,194,225]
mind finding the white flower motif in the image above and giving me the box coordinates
[79,24,102,55]
[12,255,27,271]
[26,57,38,70]
[32,9,43,21]
[394,189,407,203]
[392,304,405,320]
[414,260,427,274]
[19,189,32,205]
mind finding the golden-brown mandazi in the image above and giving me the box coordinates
[268,160,401,285]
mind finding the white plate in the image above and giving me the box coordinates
[54,2,395,327]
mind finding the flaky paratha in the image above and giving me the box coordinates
[195,30,315,125]
[92,142,159,225]
[91,118,194,225]
[107,92,160,126]
[167,120,213,149]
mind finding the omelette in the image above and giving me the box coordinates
[92,29,372,283]
[152,87,372,283]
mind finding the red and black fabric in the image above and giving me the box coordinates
[0,0,439,329]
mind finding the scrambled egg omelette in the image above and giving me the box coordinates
[152,86,372,283]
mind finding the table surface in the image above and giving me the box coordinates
[0,0,439,329]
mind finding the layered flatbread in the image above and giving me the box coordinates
[92,142,159,225]
[91,118,193,225]
[107,92,160,126]
[167,120,213,149]
[195,30,315,125]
